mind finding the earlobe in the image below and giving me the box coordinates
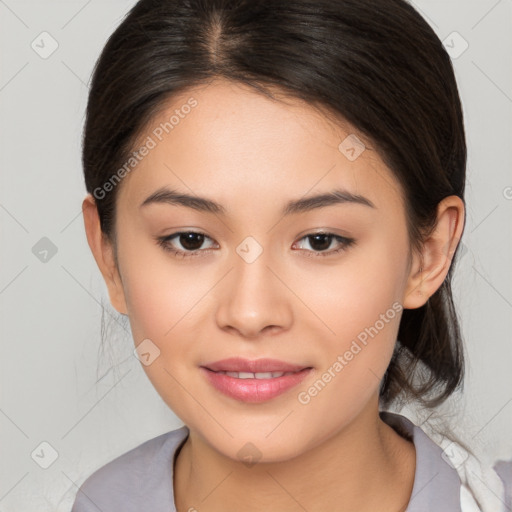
[82,194,128,315]
[402,195,465,310]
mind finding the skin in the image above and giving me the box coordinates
[83,79,465,512]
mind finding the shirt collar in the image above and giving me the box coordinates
[380,411,462,511]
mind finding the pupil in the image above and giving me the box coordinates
[181,233,204,250]
[310,234,331,251]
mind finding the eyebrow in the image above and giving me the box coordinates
[140,187,375,215]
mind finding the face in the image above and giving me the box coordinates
[92,79,423,462]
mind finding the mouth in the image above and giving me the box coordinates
[199,358,313,403]
[205,370,300,379]
[201,357,311,374]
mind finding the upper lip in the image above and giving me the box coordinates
[202,357,311,373]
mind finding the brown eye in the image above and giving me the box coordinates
[156,231,216,257]
[293,232,355,258]
[178,232,205,251]
[307,234,333,252]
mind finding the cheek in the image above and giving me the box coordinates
[306,241,405,338]
[123,262,206,344]
[301,240,406,397]
[118,249,210,417]
[117,224,207,341]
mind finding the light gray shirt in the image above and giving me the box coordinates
[70,411,508,511]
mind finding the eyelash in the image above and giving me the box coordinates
[156,231,355,259]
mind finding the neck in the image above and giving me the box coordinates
[173,400,416,512]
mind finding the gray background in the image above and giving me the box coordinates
[0,0,511,510]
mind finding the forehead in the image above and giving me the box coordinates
[117,79,403,214]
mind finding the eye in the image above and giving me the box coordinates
[156,231,355,259]
[293,232,355,257]
[156,231,217,258]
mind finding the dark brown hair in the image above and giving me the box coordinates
[83,0,467,410]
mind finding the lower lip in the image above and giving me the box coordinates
[200,367,313,403]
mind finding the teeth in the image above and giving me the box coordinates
[218,371,296,379]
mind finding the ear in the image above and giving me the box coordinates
[82,194,128,315]
[403,195,465,309]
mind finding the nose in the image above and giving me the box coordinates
[214,242,294,340]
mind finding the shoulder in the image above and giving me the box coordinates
[381,411,510,512]
[494,459,512,511]
[380,411,464,511]
[70,425,189,512]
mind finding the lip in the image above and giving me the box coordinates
[201,357,309,373]
[200,358,313,403]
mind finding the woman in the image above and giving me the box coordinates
[71,0,509,510]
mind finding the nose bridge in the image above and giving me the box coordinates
[215,235,292,336]
[234,235,275,295]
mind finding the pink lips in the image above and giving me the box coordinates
[203,357,309,373]
[200,357,313,403]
